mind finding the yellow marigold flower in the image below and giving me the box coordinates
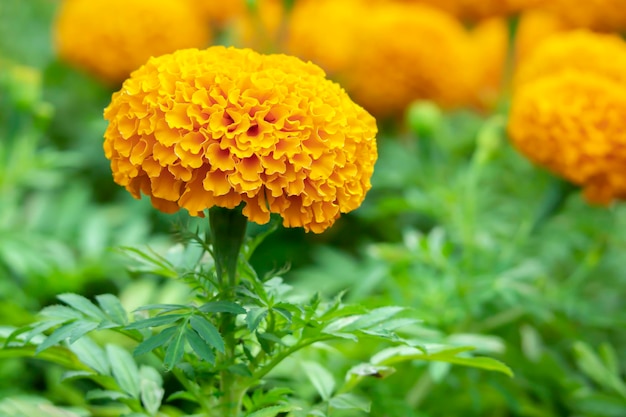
[288,1,473,117]
[513,31,626,88]
[103,46,378,233]
[196,0,246,26]
[540,0,626,32]
[54,0,211,84]
[466,18,509,111]
[508,70,626,205]
[371,0,542,20]
[514,9,571,61]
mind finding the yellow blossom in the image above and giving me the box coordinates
[513,31,626,88]
[540,0,626,32]
[54,0,211,84]
[508,70,626,205]
[103,46,378,233]
[288,1,473,117]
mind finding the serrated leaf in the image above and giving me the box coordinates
[39,305,85,321]
[125,314,186,330]
[301,361,335,401]
[371,345,513,377]
[61,370,95,381]
[246,307,268,332]
[272,307,292,323]
[107,344,140,398]
[36,320,99,353]
[190,315,224,353]
[24,319,66,344]
[134,326,177,357]
[58,293,107,321]
[186,328,216,364]
[198,300,247,315]
[244,404,300,417]
[69,337,110,375]
[329,393,371,412]
[96,294,128,325]
[164,326,187,370]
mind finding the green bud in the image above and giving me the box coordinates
[406,100,443,139]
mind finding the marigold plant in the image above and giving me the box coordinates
[508,70,626,204]
[54,0,211,84]
[103,46,378,233]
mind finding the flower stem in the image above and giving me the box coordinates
[209,206,248,416]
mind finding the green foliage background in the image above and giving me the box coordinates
[1,1,625,416]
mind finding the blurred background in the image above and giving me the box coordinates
[1,0,626,416]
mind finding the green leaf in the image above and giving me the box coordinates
[39,305,85,321]
[164,326,187,370]
[69,337,110,375]
[57,293,107,321]
[134,304,188,312]
[244,404,300,417]
[371,345,513,377]
[86,389,130,401]
[36,320,99,353]
[134,326,177,357]
[198,300,246,315]
[139,367,164,416]
[125,314,186,330]
[246,307,268,332]
[301,361,335,402]
[341,306,406,332]
[329,393,371,412]
[190,315,224,353]
[96,294,128,325]
[107,344,140,398]
[186,328,216,364]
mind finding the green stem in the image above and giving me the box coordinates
[209,206,248,417]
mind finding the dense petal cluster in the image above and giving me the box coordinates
[54,0,211,84]
[508,71,626,204]
[103,46,378,233]
[513,31,626,87]
[287,1,473,117]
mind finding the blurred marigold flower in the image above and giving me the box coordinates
[508,70,626,205]
[288,1,473,117]
[54,0,211,84]
[513,31,626,88]
[510,31,626,204]
[514,9,571,61]
[379,0,542,20]
[103,46,378,233]
[539,0,626,32]
[196,0,246,26]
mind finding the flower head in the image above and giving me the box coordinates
[103,46,378,233]
[288,1,473,117]
[513,31,626,88]
[508,70,626,204]
[54,0,211,84]
[540,0,626,32]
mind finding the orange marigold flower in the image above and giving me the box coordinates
[513,31,626,88]
[103,46,378,233]
[371,0,542,20]
[288,1,473,117]
[540,0,626,32]
[508,70,626,205]
[514,9,571,61]
[54,0,211,84]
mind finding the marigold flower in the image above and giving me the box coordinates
[375,0,542,20]
[103,46,378,233]
[514,10,571,61]
[54,0,211,84]
[508,70,626,204]
[513,31,626,88]
[288,1,473,117]
[540,0,626,32]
